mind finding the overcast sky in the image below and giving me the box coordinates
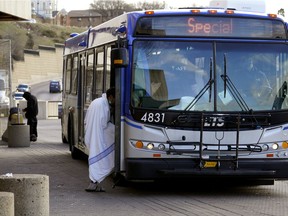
[57,0,288,14]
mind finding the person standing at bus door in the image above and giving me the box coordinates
[84,87,115,192]
[22,91,38,142]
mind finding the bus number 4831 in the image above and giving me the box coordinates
[141,112,165,123]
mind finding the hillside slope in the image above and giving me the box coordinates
[0,22,87,60]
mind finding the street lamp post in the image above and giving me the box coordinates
[37,1,39,14]
[8,40,12,106]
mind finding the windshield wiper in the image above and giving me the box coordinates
[272,81,287,110]
[221,54,250,112]
[184,57,214,111]
[171,58,214,125]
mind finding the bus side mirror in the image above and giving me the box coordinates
[111,48,129,68]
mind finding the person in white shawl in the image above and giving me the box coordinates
[84,88,115,192]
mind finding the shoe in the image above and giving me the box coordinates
[30,134,37,142]
[85,181,105,192]
[85,182,97,191]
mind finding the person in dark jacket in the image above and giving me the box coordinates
[23,91,38,141]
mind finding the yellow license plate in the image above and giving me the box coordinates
[204,161,217,168]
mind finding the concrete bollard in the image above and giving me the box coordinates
[7,125,30,147]
[0,174,49,216]
[0,192,14,216]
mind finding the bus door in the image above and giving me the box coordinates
[77,52,86,149]
[82,50,95,149]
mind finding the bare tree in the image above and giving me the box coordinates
[90,0,134,21]
[278,8,285,17]
[134,1,165,10]
[90,0,166,21]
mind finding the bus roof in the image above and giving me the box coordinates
[64,8,287,55]
[64,30,89,55]
[209,0,265,13]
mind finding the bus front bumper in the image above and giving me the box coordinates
[125,158,288,181]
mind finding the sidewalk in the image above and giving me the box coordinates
[0,119,106,216]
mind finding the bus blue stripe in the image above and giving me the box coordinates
[89,144,114,166]
[121,118,142,129]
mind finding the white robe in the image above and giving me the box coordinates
[84,93,115,183]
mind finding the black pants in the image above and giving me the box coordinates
[27,116,38,137]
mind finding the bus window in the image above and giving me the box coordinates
[216,43,288,111]
[149,69,168,101]
[132,40,212,110]
[65,57,72,93]
[132,49,149,107]
[85,53,94,104]
[94,49,104,99]
[105,46,112,90]
[71,55,78,94]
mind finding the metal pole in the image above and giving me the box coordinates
[114,67,121,174]
[0,39,12,111]
[8,40,12,108]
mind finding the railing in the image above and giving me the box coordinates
[47,101,61,119]
[17,100,61,120]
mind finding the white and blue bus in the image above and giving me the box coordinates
[62,8,288,184]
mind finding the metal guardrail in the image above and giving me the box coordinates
[47,101,61,119]
[16,100,61,120]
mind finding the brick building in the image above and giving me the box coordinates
[66,10,102,28]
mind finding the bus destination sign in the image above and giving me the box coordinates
[136,16,286,39]
[187,17,232,35]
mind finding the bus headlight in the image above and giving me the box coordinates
[147,143,154,150]
[262,144,269,151]
[272,143,279,150]
[158,144,165,151]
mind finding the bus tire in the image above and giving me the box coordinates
[62,133,68,144]
[68,118,82,160]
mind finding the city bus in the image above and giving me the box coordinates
[62,8,288,184]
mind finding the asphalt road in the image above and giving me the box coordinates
[31,81,62,101]
[0,119,288,216]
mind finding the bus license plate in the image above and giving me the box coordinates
[204,161,217,168]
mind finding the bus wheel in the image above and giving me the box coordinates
[68,122,82,160]
[62,133,68,144]
[70,144,83,160]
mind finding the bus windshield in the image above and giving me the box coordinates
[132,40,288,112]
